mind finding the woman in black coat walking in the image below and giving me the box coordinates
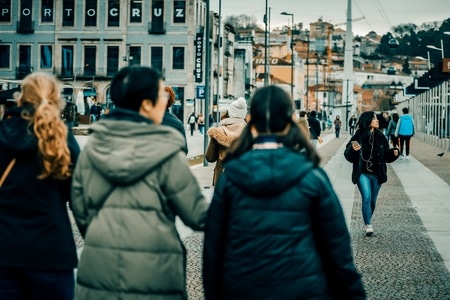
[0,73,80,299]
[344,111,399,236]
[203,85,365,300]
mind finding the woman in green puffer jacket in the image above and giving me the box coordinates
[72,66,209,300]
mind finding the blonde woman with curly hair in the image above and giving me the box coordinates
[0,72,80,299]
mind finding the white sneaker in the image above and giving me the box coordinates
[406,156,410,160]
[365,225,374,236]
[399,155,404,160]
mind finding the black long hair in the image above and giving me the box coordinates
[357,111,377,140]
[225,85,320,166]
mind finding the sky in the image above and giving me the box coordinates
[210,0,450,36]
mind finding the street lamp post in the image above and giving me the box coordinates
[315,54,319,113]
[305,30,310,110]
[427,39,444,59]
[264,0,269,85]
[281,12,294,100]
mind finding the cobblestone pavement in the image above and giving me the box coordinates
[351,166,450,299]
[72,130,450,299]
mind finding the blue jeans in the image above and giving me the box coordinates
[357,173,381,225]
[0,268,74,300]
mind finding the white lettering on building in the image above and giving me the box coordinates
[22,9,31,16]
[44,9,51,17]
[87,9,95,17]
[132,8,140,17]
[2,9,8,16]
[153,8,162,17]
[110,8,118,16]
[175,9,184,17]
[65,9,73,17]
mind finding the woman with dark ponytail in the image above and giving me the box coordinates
[203,85,365,300]
[0,72,80,299]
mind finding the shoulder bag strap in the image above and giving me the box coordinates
[0,158,16,188]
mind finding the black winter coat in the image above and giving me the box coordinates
[0,107,80,270]
[344,129,398,184]
[203,146,365,300]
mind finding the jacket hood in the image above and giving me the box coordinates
[84,117,185,184]
[224,147,314,197]
[207,118,247,147]
[0,108,38,156]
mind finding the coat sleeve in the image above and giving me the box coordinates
[395,118,401,137]
[383,135,399,163]
[71,152,89,237]
[309,169,366,299]
[203,173,229,300]
[160,152,209,231]
[344,137,360,163]
[205,138,219,162]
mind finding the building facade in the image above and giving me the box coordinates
[0,0,226,124]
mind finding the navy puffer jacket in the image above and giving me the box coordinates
[203,147,365,300]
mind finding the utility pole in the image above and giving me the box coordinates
[203,0,211,166]
[343,0,354,131]
[264,0,269,85]
[306,30,310,110]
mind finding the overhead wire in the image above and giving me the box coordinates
[352,0,374,33]
[373,0,394,31]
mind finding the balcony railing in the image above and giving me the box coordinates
[54,67,117,79]
[148,21,166,34]
[17,20,35,33]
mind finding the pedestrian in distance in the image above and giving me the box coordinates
[395,107,415,160]
[188,112,197,136]
[297,110,310,138]
[334,115,342,138]
[0,72,80,300]
[205,97,247,186]
[307,110,322,147]
[162,85,188,153]
[198,113,205,134]
[203,85,366,300]
[344,111,399,236]
[349,114,358,135]
[71,66,209,300]
[386,112,399,148]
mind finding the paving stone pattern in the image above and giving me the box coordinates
[351,166,450,300]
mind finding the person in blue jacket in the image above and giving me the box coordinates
[395,107,415,159]
[203,85,365,300]
[0,72,80,299]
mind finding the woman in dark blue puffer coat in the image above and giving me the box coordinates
[203,85,366,300]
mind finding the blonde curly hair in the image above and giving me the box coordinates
[19,72,72,180]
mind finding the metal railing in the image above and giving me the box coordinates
[397,80,450,151]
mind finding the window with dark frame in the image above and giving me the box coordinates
[129,46,141,66]
[173,0,185,23]
[107,0,120,27]
[84,46,96,76]
[85,0,97,27]
[61,45,74,76]
[0,0,11,22]
[130,0,142,23]
[40,45,52,69]
[0,45,10,68]
[41,0,53,23]
[107,46,119,76]
[62,0,75,26]
[172,47,185,70]
[151,46,163,72]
